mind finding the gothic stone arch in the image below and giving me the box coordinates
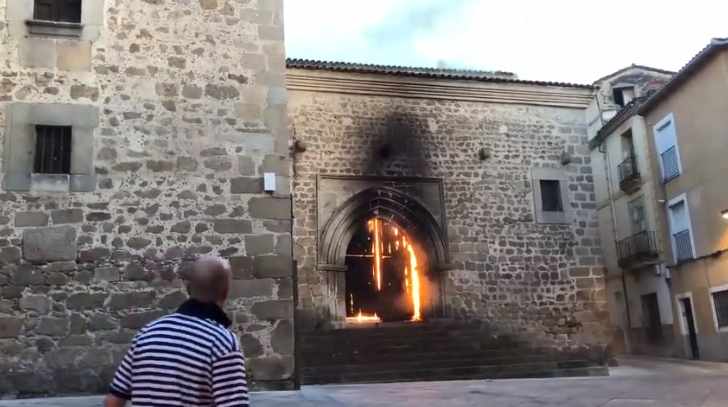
[317,184,450,322]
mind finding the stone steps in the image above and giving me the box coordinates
[300,321,607,385]
[302,347,536,366]
[303,353,565,373]
[303,361,609,385]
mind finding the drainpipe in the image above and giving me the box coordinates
[595,93,633,353]
[290,125,302,390]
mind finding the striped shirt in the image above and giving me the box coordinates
[109,300,249,406]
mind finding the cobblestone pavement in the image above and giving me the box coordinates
[2,357,728,407]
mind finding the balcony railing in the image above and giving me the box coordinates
[673,229,693,263]
[661,146,680,182]
[617,231,660,268]
[618,155,641,193]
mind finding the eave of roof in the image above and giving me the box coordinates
[286,58,595,89]
[638,38,728,115]
[592,64,676,85]
[589,97,645,150]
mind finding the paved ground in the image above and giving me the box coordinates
[3,357,728,406]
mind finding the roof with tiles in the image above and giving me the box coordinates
[639,38,728,114]
[286,58,595,89]
[592,64,676,85]
[590,97,646,149]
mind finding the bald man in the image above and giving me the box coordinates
[105,256,249,407]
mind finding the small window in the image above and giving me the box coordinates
[613,86,635,107]
[628,198,647,234]
[713,290,728,328]
[34,125,72,174]
[668,198,693,262]
[540,180,563,212]
[33,0,82,23]
[654,114,681,182]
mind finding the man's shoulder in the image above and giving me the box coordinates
[141,312,238,351]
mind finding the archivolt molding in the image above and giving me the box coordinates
[318,187,449,272]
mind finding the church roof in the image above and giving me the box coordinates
[286,58,595,89]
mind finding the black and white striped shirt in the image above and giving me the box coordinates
[109,300,249,406]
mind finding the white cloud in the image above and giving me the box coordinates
[285,0,728,83]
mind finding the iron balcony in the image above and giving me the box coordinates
[618,154,641,194]
[617,230,660,268]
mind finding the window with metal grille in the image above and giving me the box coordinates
[540,180,563,212]
[712,290,728,328]
[34,125,72,174]
[33,0,82,23]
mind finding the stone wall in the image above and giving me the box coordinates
[0,0,295,397]
[288,71,611,352]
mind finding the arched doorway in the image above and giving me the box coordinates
[318,187,449,323]
[345,218,427,322]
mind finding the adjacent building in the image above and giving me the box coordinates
[587,66,675,356]
[639,38,728,361]
[589,38,728,361]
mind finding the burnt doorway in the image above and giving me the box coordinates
[345,217,426,322]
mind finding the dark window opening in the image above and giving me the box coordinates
[33,0,82,23]
[713,290,728,328]
[540,180,563,212]
[612,86,635,107]
[34,125,72,174]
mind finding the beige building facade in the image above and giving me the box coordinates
[640,39,728,361]
[587,67,675,356]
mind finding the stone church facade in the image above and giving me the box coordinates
[0,0,609,398]
[287,62,609,347]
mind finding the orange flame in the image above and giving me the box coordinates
[404,239,422,322]
[373,218,383,291]
[346,310,381,324]
[361,217,423,323]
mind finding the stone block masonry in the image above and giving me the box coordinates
[288,69,610,353]
[0,0,294,397]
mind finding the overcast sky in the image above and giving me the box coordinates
[284,0,728,84]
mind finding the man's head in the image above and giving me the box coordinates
[183,256,232,306]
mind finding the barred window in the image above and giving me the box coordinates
[33,0,82,23]
[713,290,728,328]
[540,180,563,212]
[34,125,72,174]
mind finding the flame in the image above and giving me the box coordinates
[373,218,383,291]
[352,217,424,323]
[403,237,422,322]
[346,310,381,324]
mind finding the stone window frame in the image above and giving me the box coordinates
[532,167,571,224]
[3,103,99,193]
[6,0,104,41]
